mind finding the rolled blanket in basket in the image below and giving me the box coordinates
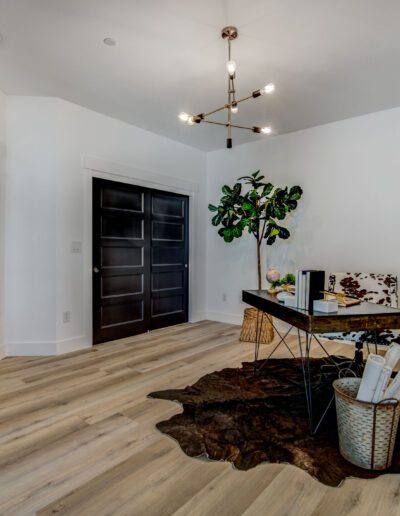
[357,354,385,402]
[384,370,400,400]
[384,343,400,370]
[372,366,392,403]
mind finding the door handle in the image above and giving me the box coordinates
[93,267,100,273]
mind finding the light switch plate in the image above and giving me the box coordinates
[71,241,82,253]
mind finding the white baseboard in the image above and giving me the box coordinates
[206,310,302,331]
[6,340,56,356]
[6,336,92,357]
[190,311,207,323]
[56,336,92,355]
[206,311,243,325]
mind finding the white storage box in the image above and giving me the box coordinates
[313,299,338,313]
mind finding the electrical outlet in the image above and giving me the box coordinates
[63,311,71,323]
[222,293,227,302]
[71,241,82,253]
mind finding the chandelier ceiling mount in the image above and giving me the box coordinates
[221,25,238,41]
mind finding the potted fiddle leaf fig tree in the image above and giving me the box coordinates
[208,170,303,343]
[208,170,302,289]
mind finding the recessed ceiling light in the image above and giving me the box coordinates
[103,37,116,46]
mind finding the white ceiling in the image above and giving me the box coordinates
[1,0,400,151]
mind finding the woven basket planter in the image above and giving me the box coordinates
[239,307,274,345]
[333,377,400,470]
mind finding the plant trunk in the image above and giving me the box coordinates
[257,240,262,290]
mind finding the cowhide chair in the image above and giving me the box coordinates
[324,272,400,353]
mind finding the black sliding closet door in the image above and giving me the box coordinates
[150,191,189,330]
[92,178,189,344]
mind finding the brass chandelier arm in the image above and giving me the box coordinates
[202,120,255,131]
[235,93,256,104]
[202,120,227,127]
[231,123,255,131]
[199,91,263,120]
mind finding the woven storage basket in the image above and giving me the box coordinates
[239,307,274,345]
[333,377,400,470]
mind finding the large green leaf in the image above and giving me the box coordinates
[286,199,298,210]
[208,204,218,212]
[262,183,274,196]
[278,227,290,239]
[221,194,233,203]
[233,226,242,238]
[248,190,259,199]
[273,205,287,220]
[233,182,242,194]
[222,185,232,195]
[289,185,303,200]
[211,214,222,226]
[223,228,234,242]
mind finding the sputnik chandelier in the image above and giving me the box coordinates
[178,26,275,149]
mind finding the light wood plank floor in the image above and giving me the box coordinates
[0,321,399,516]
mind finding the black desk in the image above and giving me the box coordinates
[242,290,400,433]
[243,290,400,333]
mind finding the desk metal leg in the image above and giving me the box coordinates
[253,317,353,434]
[253,310,265,373]
[305,332,313,426]
[354,341,364,373]
[304,332,356,434]
[254,316,294,368]
[297,329,313,431]
[265,321,296,360]
[312,394,335,435]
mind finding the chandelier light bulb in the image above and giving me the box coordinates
[231,103,238,114]
[261,126,272,134]
[260,83,275,95]
[187,116,195,126]
[178,112,190,122]
[226,60,236,76]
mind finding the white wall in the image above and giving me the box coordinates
[0,89,6,358]
[5,97,58,354]
[6,97,207,355]
[206,107,400,324]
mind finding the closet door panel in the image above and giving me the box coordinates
[150,192,188,330]
[93,179,150,344]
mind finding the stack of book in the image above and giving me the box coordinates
[295,270,325,311]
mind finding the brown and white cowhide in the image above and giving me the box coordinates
[324,272,400,346]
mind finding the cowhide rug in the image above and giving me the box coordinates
[148,357,400,487]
